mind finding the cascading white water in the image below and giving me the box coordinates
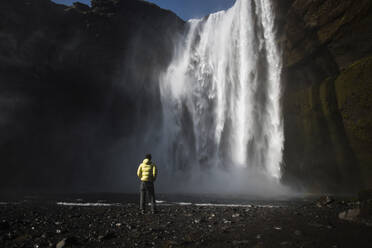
[159,0,284,190]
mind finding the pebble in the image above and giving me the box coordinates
[223,219,232,224]
[1,196,372,247]
[232,240,250,245]
[56,239,66,248]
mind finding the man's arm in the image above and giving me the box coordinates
[153,164,157,181]
[137,164,142,179]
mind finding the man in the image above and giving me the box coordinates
[137,154,158,214]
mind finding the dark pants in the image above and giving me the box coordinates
[140,181,156,212]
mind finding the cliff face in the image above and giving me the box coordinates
[280,0,372,192]
[0,0,184,192]
[1,0,370,193]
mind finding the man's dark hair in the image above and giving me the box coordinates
[145,154,152,160]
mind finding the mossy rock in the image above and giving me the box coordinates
[335,56,372,187]
[283,74,362,192]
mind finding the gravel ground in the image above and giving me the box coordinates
[0,194,371,248]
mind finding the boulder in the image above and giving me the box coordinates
[338,208,360,222]
[316,196,334,207]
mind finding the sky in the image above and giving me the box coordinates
[51,0,236,20]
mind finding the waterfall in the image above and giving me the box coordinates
[159,0,284,192]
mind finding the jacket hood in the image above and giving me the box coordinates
[143,158,151,164]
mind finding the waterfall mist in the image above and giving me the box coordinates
[158,0,288,196]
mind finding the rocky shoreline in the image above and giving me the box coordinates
[0,194,371,247]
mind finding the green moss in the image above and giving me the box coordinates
[317,17,342,43]
[284,70,365,191]
[335,56,372,188]
[319,77,334,115]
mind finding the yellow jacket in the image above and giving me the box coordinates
[137,158,157,182]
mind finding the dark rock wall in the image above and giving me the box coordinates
[0,0,184,192]
[280,0,372,192]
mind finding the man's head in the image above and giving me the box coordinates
[145,154,152,160]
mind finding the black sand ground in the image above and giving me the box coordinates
[0,194,371,248]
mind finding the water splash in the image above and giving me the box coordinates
[160,0,284,190]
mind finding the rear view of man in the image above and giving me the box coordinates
[137,154,158,214]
